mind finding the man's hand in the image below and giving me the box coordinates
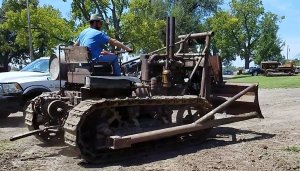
[101,50,114,55]
[126,48,134,53]
[109,38,134,53]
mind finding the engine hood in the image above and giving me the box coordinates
[0,71,50,84]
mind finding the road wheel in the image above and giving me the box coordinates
[253,71,258,76]
[264,70,269,76]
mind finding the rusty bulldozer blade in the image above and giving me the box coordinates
[210,83,263,118]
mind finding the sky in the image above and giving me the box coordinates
[0,0,299,67]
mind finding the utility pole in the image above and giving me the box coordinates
[26,0,34,61]
[286,45,289,60]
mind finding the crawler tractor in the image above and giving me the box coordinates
[11,17,263,163]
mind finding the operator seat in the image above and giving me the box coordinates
[64,46,113,84]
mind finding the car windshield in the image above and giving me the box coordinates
[21,58,49,73]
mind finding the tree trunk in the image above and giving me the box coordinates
[244,56,250,69]
[2,54,10,72]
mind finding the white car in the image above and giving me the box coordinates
[0,57,62,119]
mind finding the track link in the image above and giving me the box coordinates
[64,95,212,163]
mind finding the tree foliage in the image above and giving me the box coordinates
[121,0,166,52]
[121,0,222,52]
[68,0,129,44]
[0,0,39,70]
[254,12,284,64]
[208,0,284,68]
[2,5,74,56]
[0,0,285,70]
[0,0,74,70]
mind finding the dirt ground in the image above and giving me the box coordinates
[0,88,300,171]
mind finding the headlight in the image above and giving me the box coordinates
[0,83,23,94]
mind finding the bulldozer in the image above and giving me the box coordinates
[11,17,263,163]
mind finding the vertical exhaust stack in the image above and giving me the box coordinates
[165,16,175,68]
[162,17,174,88]
[169,17,175,60]
[166,17,170,60]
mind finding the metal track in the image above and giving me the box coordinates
[24,95,58,142]
[64,95,212,163]
[24,92,69,142]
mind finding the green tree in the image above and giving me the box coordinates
[2,5,74,56]
[121,0,166,52]
[254,12,284,64]
[67,0,222,52]
[0,0,74,70]
[170,0,222,35]
[0,0,39,71]
[209,0,283,69]
[121,0,222,53]
[67,0,129,48]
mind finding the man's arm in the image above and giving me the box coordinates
[108,38,133,52]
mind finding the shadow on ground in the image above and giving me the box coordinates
[224,75,251,80]
[76,127,275,168]
[0,115,25,128]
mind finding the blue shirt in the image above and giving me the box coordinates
[77,27,110,59]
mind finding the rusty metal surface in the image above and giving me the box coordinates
[63,95,212,147]
[178,31,214,39]
[64,46,90,63]
[95,84,261,150]
[211,83,262,117]
[67,68,91,84]
[115,112,258,148]
[10,126,59,141]
[24,91,80,142]
[200,35,211,98]
[209,56,223,83]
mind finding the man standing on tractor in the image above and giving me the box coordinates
[74,14,133,76]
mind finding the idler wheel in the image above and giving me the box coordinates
[47,100,67,120]
[25,99,65,143]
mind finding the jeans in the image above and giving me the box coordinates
[93,55,121,76]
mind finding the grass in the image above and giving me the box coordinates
[227,74,300,89]
[284,146,300,153]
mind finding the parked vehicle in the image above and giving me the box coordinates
[223,70,234,75]
[294,66,300,74]
[249,67,263,76]
[261,61,295,76]
[0,57,62,119]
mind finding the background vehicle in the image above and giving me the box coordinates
[249,67,263,76]
[223,70,234,75]
[0,57,62,119]
[294,66,300,74]
[261,61,295,76]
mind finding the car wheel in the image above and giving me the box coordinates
[253,71,258,76]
